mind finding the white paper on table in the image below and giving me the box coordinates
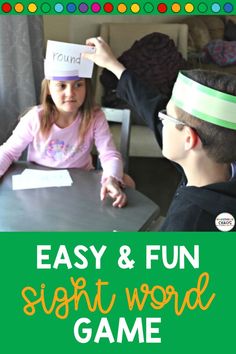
[12,169,73,190]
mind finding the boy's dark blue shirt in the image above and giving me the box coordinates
[117,69,236,231]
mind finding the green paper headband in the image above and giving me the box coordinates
[171,72,236,130]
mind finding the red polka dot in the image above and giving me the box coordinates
[2,2,12,12]
[157,3,167,13]
[104,2,113,13]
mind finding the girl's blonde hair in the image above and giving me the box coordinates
[40,78,95,143]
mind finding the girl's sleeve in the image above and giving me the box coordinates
[116,69,169,149]
[0,108,36,176]
[93,110,124,184]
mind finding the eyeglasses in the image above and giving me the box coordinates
[158,109,208,146]
[158,110,185,126]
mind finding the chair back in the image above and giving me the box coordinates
[98,107,131,173]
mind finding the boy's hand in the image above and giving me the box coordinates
[83,37,126,79]
[100,176,127,208]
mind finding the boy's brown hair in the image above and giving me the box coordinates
[175,69,236,163]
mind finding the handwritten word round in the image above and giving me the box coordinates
[118,246,135,269]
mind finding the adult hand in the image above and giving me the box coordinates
[100,176,127,208]
[83,37,126,79]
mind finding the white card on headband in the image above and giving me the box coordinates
[44,40,96,79]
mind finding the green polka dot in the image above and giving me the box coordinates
[41,2,51,13]
[198,2,207,13]
[144,2,154,13]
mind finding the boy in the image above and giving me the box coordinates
[84,37,236,231]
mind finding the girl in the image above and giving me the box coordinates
[0,75,130,208]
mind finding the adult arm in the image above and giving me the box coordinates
[84,37,168,148]
[116,69,168,148]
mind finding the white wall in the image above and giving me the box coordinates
[43,15,186,44]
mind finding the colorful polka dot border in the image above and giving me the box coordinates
[1,1,235,14]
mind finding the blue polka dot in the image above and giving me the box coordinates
[224,2,233,13]
[211,3,220,12]
[67,2,76,13]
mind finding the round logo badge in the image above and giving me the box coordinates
[215,213,235,232]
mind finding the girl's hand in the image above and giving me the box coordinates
[100,176,127,208]
[83,37,126,79]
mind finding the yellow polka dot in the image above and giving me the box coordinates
[172,3,181,13]
[185,3,194,12]
[15,3,24,12]
[117,3,127,13]
[131,3,140,13]
[28,3,37,13]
